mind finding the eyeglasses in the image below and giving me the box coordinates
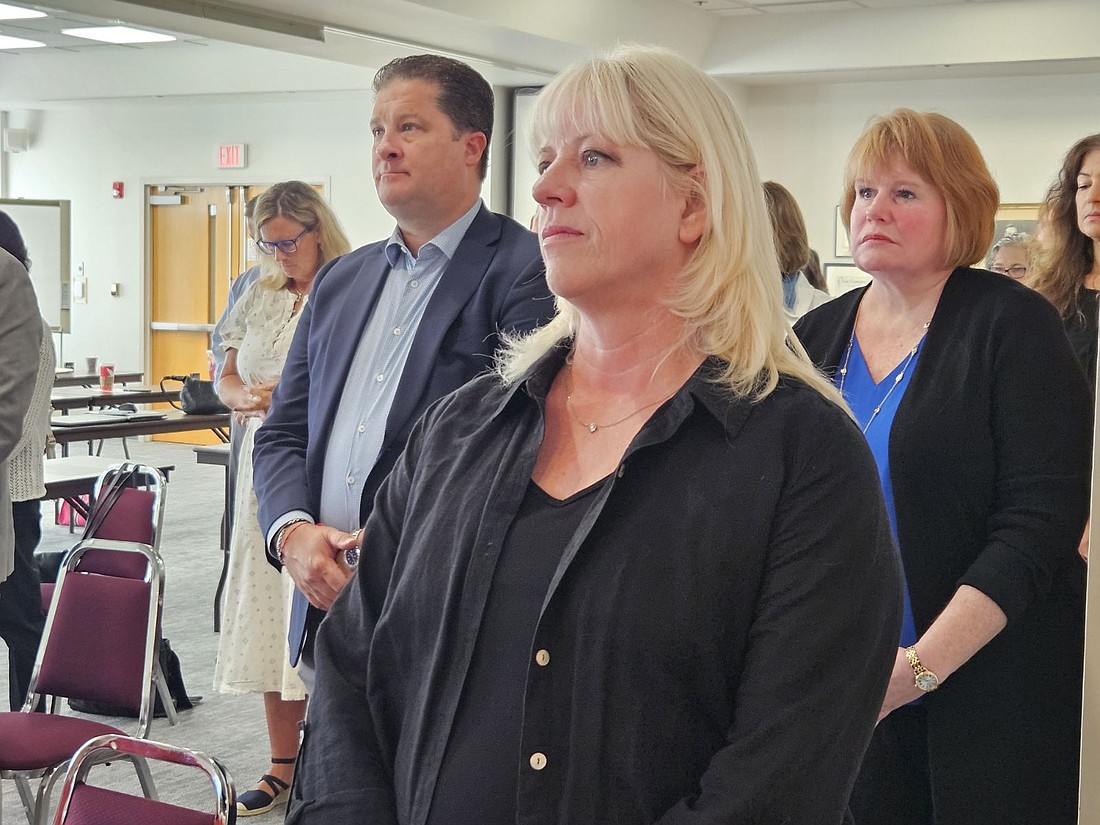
[256,227,311,255]
[991,265,1028,279]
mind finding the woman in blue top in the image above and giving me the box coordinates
[796,109,1091,825]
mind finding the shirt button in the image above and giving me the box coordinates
[534,649,550,667]
[375,374,384,383]
[393,327,402,336]
[357,424,365,433]
[346,475,355,485]
[409,279,419,288]
[529,752,547,771]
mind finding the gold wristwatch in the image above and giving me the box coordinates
[904,646,940,693]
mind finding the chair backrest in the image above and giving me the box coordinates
[51,734,236,825]
[26,540,165,736]
[79,464,166,579]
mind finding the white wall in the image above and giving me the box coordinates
[4,95,385,370]
[8,68,1100,368]
[743,71,1100,275]
[5,92,508,373]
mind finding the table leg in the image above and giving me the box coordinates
[213,463,230,633]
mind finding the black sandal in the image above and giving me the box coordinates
[236,757,295,817]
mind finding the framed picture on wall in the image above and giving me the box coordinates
[980,203,1042,268]
[824,263,871,296]
[993,202,1041,244]
[834,205,850,258]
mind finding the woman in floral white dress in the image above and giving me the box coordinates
[213,181,350,816]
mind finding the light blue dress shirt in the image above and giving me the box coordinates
[269,200,483,541]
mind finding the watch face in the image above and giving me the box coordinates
[344,545,360,568]
[915,671,939,692]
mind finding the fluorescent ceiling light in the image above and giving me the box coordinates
[0,3,46,19]
[0,33,45,48]
[61,25,176,44]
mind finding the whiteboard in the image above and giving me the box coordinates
[0,199,70,333]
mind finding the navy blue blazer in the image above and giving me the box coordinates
[253,205,553,661]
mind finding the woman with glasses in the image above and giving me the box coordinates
[213,180,351,817]
[986,232,1030,280]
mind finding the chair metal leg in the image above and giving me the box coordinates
[130,755,158,800]
[16,774,39,825]
[154,663,180,726]
[32,765,67,825]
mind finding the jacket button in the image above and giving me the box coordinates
[529,752,547,771]
[535,649,550,666]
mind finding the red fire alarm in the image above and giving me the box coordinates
[112,181,124,199]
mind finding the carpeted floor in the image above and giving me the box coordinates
[1,438,289,823]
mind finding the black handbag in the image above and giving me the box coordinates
[160,374,230,415]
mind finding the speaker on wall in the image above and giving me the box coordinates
[2,128,29,153]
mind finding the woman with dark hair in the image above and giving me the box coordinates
[0,210,54,711]
[797,110,1091,824]
[1030,133,1100,388]
[762,180,830,319]
[212,181,351,816]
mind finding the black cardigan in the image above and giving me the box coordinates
[796,267,1091,822]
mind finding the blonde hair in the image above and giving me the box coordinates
[1029,134,1100,317]
[253,181,351,289]
[498,45,839,405]
[840,109,998,270]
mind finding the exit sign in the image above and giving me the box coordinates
[218,143,248,169]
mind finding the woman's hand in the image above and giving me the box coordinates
[234,380,278,420]
[877,648,921,722]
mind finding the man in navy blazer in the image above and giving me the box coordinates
[252,55,552,683]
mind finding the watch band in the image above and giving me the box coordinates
[904,646,940,693]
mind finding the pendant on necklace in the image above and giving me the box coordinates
[587,423,598,433]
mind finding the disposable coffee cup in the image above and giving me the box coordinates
[85,356,98,375]
[99,364,115,392]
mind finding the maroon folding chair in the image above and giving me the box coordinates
[50,735,235,825]
[0,540,165,825]
[38,465,179,725]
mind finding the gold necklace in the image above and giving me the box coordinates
[839,315,930,435]
[564,359,676,434]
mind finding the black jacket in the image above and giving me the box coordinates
[796,268,1091,822]
[288,349,903,825]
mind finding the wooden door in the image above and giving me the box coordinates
[148,186,233,444]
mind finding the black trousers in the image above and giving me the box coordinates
[0,499,45,711]
[848,703,933,825]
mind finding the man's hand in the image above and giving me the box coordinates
[280,523,360,610]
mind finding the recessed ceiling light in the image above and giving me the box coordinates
[0,33,45,48]
[0,3,46,19]
[61,25,176,44]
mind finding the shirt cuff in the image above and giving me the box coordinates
[268,510,315,557]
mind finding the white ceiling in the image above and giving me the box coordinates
[671,0,1025,16]
[0,0,1097,106]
